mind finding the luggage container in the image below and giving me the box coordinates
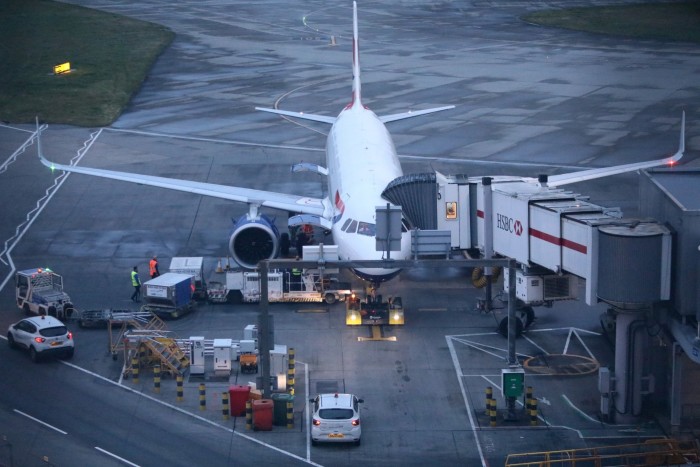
[142,273,195,319]
[169,257,207,300]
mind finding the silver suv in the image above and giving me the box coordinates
[310,393,363,445]
[7,316,75,362]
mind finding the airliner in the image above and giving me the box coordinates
[39,2,684,284]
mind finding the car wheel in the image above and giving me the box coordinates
[29,346,39,363]
[7,333,17,349]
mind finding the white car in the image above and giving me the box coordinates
[7,316,74,362]
[310,393,363,445]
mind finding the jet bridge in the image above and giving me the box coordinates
[383,172,672,307]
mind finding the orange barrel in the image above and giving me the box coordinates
[252,399,274,431]
[229,385,251,417]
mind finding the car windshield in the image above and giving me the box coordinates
[40,326,67,337]
[319,408,354,420]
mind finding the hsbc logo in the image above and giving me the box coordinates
[496,214,523,236]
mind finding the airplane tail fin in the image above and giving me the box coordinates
[351,1,362,108]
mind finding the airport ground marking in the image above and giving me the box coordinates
[59,360,323,466]
[446,335,489,467]
[13,409,68,434]
[94,446,140,467]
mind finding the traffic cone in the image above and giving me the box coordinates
[216,258,223,273]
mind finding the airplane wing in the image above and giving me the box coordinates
[545,111,685,187]
[379,105,455,124]
[37,134,327,217]
[255,107,337,124]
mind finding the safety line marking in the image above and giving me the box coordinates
[94,446,140,466]
[13,409,68,434]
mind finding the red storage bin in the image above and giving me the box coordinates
[253,399,273,431]
[229,385,251,416]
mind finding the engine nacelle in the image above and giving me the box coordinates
[229,214,280,269]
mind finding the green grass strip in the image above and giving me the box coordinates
[0,0,174,126]
[523,2,700,44]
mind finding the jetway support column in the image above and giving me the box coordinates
[482,177,494,311]
[613,309,648,422]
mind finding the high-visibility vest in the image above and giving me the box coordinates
[149,259,158,276]
[131,270,140,286]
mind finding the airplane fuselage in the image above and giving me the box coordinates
[326,103,411,279]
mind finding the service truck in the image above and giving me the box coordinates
[15,268,75,320]
[207,269,353,304]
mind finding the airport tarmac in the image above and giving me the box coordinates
[1,1,699,465]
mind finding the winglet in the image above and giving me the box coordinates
[351,1,362,108]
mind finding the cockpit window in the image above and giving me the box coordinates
[341,218,353,231]
[346,220,358,234]
[357,222,375,237]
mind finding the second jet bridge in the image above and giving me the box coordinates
[382,172,671,307]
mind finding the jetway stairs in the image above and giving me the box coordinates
[106,311,190,377]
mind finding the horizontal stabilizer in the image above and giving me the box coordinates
[380,105,455,124]
[255,107,336,124]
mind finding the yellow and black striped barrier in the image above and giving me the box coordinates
[287,347,295,396]
[222,392,230,420]
[176,375,184,402]
[485,386,493,416]
[489,397,497,427]
[286,400,294,429]
[530,398,538,426]
[245,400,252,430]
[131,357,139,384]
[199,383,206,411]
[153,365,161,393]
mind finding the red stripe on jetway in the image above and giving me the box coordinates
[477,210,484,218]
[530,228,587,254]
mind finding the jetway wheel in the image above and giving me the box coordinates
[498,316,523,338]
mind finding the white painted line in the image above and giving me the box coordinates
[13,409,68,434]
[446,336,488,467]
[451,336,532,360]
[563,328,573,354]
[561,394,601,424]
[94,446,140,466]
[572,329,597,360]
[58,361,323,466]
[522,334,548,355]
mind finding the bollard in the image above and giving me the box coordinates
[153,364,161,393]
[525,386,533,412]
[485,386,493,416]
[131,357,139,384]
[176,375,184,402]
[199,383,206,411]
[245,400,253,430]
[286,400,294,429]
[222,392,230,420]
[287,347,295,396]
[489,397,497,427]
[530,398,538,426]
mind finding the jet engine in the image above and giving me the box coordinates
[229,213,280,269]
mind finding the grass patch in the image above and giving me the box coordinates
[522,2,700,43]
[0,0,174,126]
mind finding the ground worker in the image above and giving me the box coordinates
[149,256,160,279]
[130,266,141,302]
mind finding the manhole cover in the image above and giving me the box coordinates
[523,354,599,376]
